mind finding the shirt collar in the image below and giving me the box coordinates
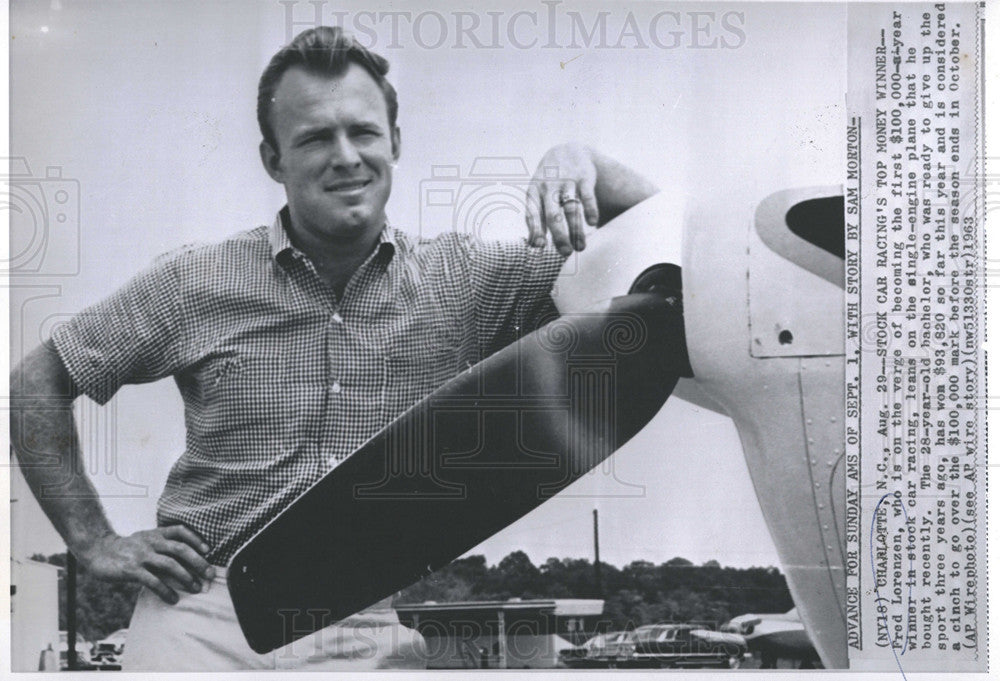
[270,206,397,264]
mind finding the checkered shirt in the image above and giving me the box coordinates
[51,209,565,566]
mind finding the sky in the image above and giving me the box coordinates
[8,0,848,572]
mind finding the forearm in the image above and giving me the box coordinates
[11,344,116,559]
[12,343,213,602]
[589,148,660,226]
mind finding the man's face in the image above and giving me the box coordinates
[260,63,400,247]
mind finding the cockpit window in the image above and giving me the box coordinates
[785,196,845,259]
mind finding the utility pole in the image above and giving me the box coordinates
[67,552,78,671]
[593,509,603,598]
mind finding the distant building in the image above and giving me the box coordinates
[10,558,61,672]
[395,598,604,669]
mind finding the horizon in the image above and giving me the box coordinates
[24,545,785,575]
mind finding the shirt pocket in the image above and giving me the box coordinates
[382,316,465,420]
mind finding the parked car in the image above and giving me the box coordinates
[558,631,632,668]
[91,628,128,666]
[631,623,748,668]
[557,630,642,668]
[595,630,639,666]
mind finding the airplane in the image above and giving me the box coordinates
[722,608,821,668]
[552,186,846,668]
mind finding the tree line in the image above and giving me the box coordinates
[32,551,792,641]
[396,551,793,630]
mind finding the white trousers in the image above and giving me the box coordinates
[123,567,427,671]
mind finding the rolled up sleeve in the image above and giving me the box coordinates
[50,251,189,405]
[466,238,565,355]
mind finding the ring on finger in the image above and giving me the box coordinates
[558,192,581,207]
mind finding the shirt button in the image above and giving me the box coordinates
[327,455,338,468]
[330,381,342,394]
[331,312,343,324]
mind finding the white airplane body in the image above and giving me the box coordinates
[553,188,847,669]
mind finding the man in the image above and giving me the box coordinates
[10,26,659,670]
